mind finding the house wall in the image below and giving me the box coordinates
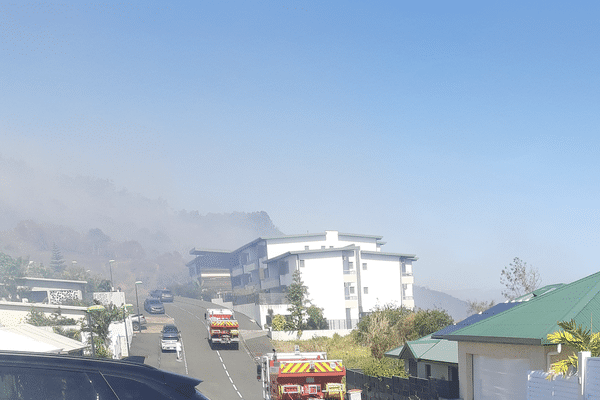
[457,341,557,400]
[417,361,452,380]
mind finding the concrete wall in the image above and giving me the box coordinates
[0,301,87,326]
[271,329,353,341]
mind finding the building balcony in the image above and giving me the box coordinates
[343,273,357,283]
[402,274,414,285]
[243,261,258,274]
[344,295,358,301]
[345,299,358,309]
[261,278,280,290]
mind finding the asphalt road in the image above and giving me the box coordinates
[129,297,265,400]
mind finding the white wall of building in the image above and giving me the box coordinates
[360,255,403,311]
[300,252,348,321]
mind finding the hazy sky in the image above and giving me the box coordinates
[2,1,599,299]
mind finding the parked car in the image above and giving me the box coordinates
[0,351,209,399]
[151,289,174,303]
[144,298,165,314]
[131,313,147,331]
[160,324,181,352]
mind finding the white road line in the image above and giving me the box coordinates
[175,303,245,400]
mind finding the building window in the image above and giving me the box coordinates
[348,262,354,270]
[321,246,325,249]
[264,268,269,279]
[425,364,431,378]
[299,260,305,268]
[305,246,309,250]
[349,286,355,294]
[363,287,368,294]
[362,263,367,270]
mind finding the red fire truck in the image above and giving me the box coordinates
[205,308,240,350]
[256,347,346,400]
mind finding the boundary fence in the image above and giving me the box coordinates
[346,369,459,400]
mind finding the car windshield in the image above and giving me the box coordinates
[162,325,178,333]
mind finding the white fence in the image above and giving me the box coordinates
[527,370,580,400]
[527,352,600,400]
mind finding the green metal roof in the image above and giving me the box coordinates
[440,271,600,345]
[385,335,458,364]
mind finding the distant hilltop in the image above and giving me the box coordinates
[413,285,468,322]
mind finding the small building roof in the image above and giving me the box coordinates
[438,272,600,345]
[385,334,458,364]
[0,324,86,354]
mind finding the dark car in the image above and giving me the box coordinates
[160,324,181,352]
[144,298,165,314]
[151,289,174,303]
[0,351,209,399]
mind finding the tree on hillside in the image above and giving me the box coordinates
[355,304,453,359]
[306,305,328,330]
[50,243,66,274]
[500,257,541,300]
[547,319,600,376]
[0,252,27,300]
[466,299,496,315]
[410,309,454,341]
[355,304,413,345]
[286,269,309,330]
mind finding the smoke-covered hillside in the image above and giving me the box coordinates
[0,154,283,289]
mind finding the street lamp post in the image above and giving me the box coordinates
[109,260,115,292]
[123,304,133,353]
[134,281,142,332]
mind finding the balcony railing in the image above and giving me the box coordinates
[345,295,358,301]
[327,319,359,330]
[343,270,356,275]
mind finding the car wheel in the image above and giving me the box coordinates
[133,322,140,331]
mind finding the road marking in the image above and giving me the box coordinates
[174,303,245,399]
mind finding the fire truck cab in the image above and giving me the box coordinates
[256,346,346,400]
[205,308,240,350]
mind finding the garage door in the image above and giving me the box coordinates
[473,355,530,400]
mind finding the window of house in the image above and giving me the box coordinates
[363,287,368,294]
[425,364,431,378]
[349,286,355,294]
[299,260,305,268]
[348,261,353,269]
[321,245,325,249]
[362,263,367,270]
[305,246,309,250]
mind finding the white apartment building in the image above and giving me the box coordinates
[188,230,416,329]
